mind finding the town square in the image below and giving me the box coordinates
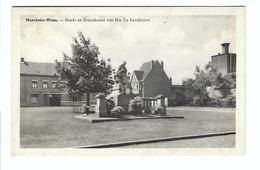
[15,8,240,150]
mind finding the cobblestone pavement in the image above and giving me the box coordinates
[20,107,235,148]
[122,134,235,148]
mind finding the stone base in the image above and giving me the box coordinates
[75,114,184,123]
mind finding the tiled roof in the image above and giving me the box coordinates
[139,60,160,80]
[20,61,56,76]
[133,70,144,81]
[215,83,228,89]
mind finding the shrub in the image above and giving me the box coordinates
[226,95,236,107]
[111,106,125,118]
[155,106,166,116]
[208,98,222,107]
[81,104,89,114]
[174,92,186,106]
[105,97,115,116]
[207,95,236,108]
[192,95,210,106]
[128,96,143,114]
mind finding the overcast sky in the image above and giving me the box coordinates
[21,15,236,84]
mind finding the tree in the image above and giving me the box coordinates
[182,78,194,86]
[54,32,114,105]
[193,62,223,88]
[181,62,225,106]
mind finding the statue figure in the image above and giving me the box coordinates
[116,61,127,83]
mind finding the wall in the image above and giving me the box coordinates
[230,53,236,72]
[142,62,171,98]
[20,74,62,106]
[211,53,236,75]
[130,74,142,95]
[20,74,89,107]
[211,54,229,75]
[60,93,88,106]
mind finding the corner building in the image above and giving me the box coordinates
[211,43,236,75]
[20,58,89,107]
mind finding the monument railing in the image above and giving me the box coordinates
[142,98,158,113]
[89,105,96,112]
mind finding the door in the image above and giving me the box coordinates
[43,94,48,106]
[49,94,61,106]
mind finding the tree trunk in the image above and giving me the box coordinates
[87,92,90,106]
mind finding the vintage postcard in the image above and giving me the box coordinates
[11,7,245,156]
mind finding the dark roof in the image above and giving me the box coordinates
[133,70,144,81]
[215,82,236,90]
[20,61,56,76]
[211,52,236,58]
[139,60,160,80]
[171,85,192,88]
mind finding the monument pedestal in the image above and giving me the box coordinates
[156,94,166,115]
[107,83,135,112]
[95,93,108,117]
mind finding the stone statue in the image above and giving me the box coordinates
[116,61,127,83]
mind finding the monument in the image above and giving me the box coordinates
[107,61,135,111]
[95,93,108,117]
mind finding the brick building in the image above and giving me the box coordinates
[211,43,236,75]
[129,60,172,98]
[20,58,89,107]
[208,43,237,98]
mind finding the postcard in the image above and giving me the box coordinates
[11,7,245,156]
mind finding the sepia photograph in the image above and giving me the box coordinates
[11,7,245,156]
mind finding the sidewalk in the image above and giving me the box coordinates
[168,106,235,113]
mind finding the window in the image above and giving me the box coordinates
[71,95,81,102]
[52,81,57,89]
[31,94,39,103]
[132,84,140,90]
[43,81,48,88]
[32,80,38,88]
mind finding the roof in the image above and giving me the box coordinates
[171,85,192,88]
[214,82,236,90]
[215,83,231,90]
[133,70,144,81]
[138,60,160,80]
[20,61,56,76]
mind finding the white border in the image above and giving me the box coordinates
[11,7,245,157]
[1,0,260,170]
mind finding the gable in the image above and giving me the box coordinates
[143,60,169,82]
[130,73,139,84]
[134,70,144,81]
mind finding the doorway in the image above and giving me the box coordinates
[48,94,61,106]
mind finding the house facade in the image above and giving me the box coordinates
[211,43,236,75]
[129,60,172,98]
[20,58,89,107]
[209,43,237,98]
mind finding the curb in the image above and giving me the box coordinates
[76,131,236,148]
[75,115,184,123]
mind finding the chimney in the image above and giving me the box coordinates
[169,77,172,85]
[21,57,25,62]
[161,61,164,69]
[221,43,230,54]
[151,60,154,68]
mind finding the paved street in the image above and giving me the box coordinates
[122,134,235,148]
[20,106,235,148]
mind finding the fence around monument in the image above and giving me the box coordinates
[73,96,169,113]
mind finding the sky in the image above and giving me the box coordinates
[21,15,236,84]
